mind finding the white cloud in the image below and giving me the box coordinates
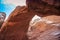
[4,0,26,6]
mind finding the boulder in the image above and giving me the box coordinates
[27,15,60,40]
[0,12,6,28]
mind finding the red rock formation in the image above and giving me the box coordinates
[42,0,60,7]
[0,0,60,40]
[27,15,60,40]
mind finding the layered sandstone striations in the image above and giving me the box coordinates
[0,0,60,40]
[27,15,60,40]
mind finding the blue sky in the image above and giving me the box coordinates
[0,0,26,20]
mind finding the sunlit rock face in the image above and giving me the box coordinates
[0,0,60,40]
[0,12,6,28]
[0,6,29,40]
[27,15,60,40]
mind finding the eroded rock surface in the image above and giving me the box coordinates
[0,12,6,28]
[27,15,60,40]
[0,0,60,40]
